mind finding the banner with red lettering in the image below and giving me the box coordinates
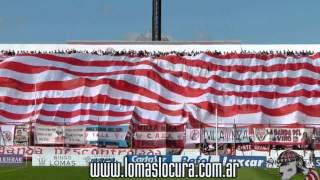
[133,124,166,148]
[253,127,314,145]
[0,146,167,158]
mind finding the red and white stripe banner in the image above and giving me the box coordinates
[0,53,319,126]
[133,124,184,148]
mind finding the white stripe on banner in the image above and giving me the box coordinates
[134,132,167,141]
[85,131,127,141]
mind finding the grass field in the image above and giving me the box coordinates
[0,163,314,180]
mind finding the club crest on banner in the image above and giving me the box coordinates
[255,128,267,142]
[190,129,200,141]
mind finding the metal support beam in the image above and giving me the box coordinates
[152,0,161,41]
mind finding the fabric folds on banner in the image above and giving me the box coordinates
[0,53,319,126]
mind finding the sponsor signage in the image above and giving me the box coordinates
[173,155,219,163]
[203,127,250,144]
[126,155,172,163]
[314,158,320,168]
[32,154,123,166]
[125,155,220,164]
[0,154,23,166]
[220,156,267,167]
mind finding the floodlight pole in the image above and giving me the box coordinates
[152,0,161,41]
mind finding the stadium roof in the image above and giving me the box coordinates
[66,40,241,45]
[0,43,320,52]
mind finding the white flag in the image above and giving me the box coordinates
[0,125,15,146]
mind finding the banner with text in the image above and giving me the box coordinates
[254,127,314,145]
[0,125,15,146]
[34,125,65,144]
[203,127,250,144]
[85,125,129,147]
[0,146,166,158]
[133,124,166,148]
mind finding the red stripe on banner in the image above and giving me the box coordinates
[1,76,320,100]
[2,61,320,87]
[36,119,131,126]
[133,140,166,148]
[1,102,320,122]
[19,53,320,67]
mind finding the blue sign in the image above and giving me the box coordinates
[220,156,267,167]
[87,140,128,147]
[314,158,320,167]
[86,125,129,147]
[179,155,217,163]
[86,125,129,132]
[0,155,24,166]
[126,155,172,163]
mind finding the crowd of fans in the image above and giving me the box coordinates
[0,49,316,57]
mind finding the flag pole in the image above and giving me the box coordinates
[199,113,202,155]
[30,83,37,161]
[233,118,236,156]
[63,118,66,148]
[0,127,5,146]
[215,106,218,156]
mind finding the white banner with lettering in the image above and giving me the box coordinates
[32,154,123,166]
[254,127,314,144]
[203,127,250,144]
[34,125,65,144]
[35,125,86,144]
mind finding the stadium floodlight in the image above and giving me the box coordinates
[152,0,161,41]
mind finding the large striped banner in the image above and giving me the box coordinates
[0,53,319,126]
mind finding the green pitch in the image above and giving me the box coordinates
[0,164,314,180]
